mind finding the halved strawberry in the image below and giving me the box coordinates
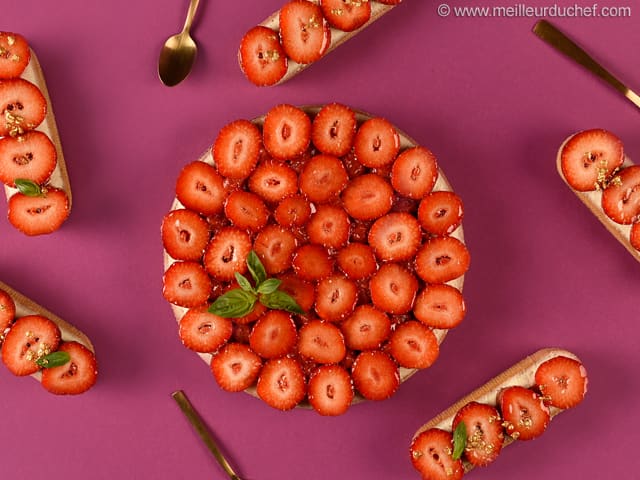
[1,314,61,376]
[498,386,550,441]
[0,32,30,79]
[274,194,311,227]
[41,342,98,395]
[298,319,346,363]
[248,160,298,202]
[175,161,226,216]
[307,204,350,248]
[249,310,298,359]
[410,428,464,480]
[368,212,422,262]
[299,153,348,203]
[315,275,358,321]
[601,165,640,224]
[369,263,418,314]
[179,306,232,353]
[311,103,357,157]
[8,187,70,236]
[308,364,354,416]
[0,78,46,136]
[210,342,263,392]
[388,320,439,369]
[560,129,624,192]
[162,261,212,308]
[262,104,311,160]
[320,0,372,31]
[341,305,391,350]
[391,146,438,200]
[415,236,470,284]
[452,401,504,467]
[353,117,399,168]
[224,190,269,232]
[0,289,15,335]
[161,209,211,261]
[418,191,464,236]
[292,244,334,281]
[203,227,252,281]
[341,173,394,220]
[413,284,466,329]
[351,350,399,400]
[535,355,588,409]
[280,0,331,64]
[253,225,297,274]
[213,119,261,179]
[277,273,316,311]
[0,131,56,187]
[257,356,306,410]
[238,26,288,87]
[336,242,378,280]
[631,222,640,251]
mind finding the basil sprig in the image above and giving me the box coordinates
[209,251,304,318]
[452,421,467,460]
[14,178,44,197]
[36,351,70,368]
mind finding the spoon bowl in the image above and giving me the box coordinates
[158,0,200,87]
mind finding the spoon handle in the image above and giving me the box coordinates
[182,0,200,33]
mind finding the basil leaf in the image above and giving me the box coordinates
[257,278,282,295]
[234,272,254,293]
[452,421,467,460]
[14,178,43,197]
[208,289,257,318]
[259,290,305,314]
[36,351,70,368]
[246,251,267,286]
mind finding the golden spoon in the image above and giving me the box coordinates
[158,0,201,86]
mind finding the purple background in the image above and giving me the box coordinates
[1,0,639,478]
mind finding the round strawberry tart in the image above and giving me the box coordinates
[162,104,470,415]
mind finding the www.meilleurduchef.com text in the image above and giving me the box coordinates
[436,2,632,17]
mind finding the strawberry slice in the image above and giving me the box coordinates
[560,129,624,192]
[452,401,504,467]
[0,78,47,136]
[0,32,31,79]
[263,104,311,160]
[0,131,57,187]
[631,222,640,251]
[210,342,263,392]
[311,103,357,157]
[336,242,377,280]
[341,305,391,350]
[307,204,351,248]
[161,209,211,261]
[320,0,372,32]
[498,386,550,441]
[299,153,349,203]
[341,173,394,220]
[277,273,316,311]
[298,319,346,364]
[415,236,470,284]
[413,284,466,329]
[238,26,288,87]
[1,314,61,376]
[410,428,464,480]
[175,161,226,216]
[388,320,439,369]
[257,356,306,410]
[162,261,212,308]
[292,244,334,281]
[249,310,298,359]
[418,191,464,236]
[248,160,298,202]
[179,306,232,353]
[203,227,252,281]
[41,341,98,395]
[368,212,422,262]
[353,117,400,168]
[315,275,358,321]
[280,0,331,64]
[535,355,588,409]
[601,165,640,224]
[253,225,297,274]
[0,289,16,336]
[391,146,438,200]
[8,187,70,236]
[274,194,311,227]
[369,263,418,314]
[213,119,262,179]
[224,190,269,232]
[308,364,354,416]
[351,350,399,400]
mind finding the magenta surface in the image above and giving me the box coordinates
[1,1,639,478]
